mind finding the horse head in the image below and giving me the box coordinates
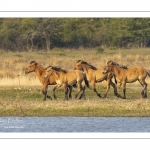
[107,60,114,66]
[74,60,84,71]
[25,60,38,74]
[102,66,112,74]
[44,66,53,78]
[107,60,128,69]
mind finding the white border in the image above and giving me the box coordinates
[0,1,150,149]
[0,12,150,18]
[0,133,150,139]
[0,0,150,12]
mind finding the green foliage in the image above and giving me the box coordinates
[0,18,150,51]
[109,47,117,50]
[96,47,104,53]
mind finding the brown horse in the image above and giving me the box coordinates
[44,66,89,100]
[25,61,72,101]
[74,60,120,98]
[103,60,150,99]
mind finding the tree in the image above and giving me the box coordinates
[25,18,62,51]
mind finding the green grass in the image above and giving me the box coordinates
[0,86,150,117]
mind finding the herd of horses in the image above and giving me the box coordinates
[25,60,150,101]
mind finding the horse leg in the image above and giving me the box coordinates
[144,82,147,98]
[64,84,69,100]
[138,79,147,98]
[68,85,72,99]
[91,81,102,98]
[42,84,52,101]
[74,82,82,99]
[122,82,126,99]
[78,85,86,100]
[109,80,122,98]
[52,84,61,99]
[103,79,111,98]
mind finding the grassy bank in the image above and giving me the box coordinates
[1,87,150,117]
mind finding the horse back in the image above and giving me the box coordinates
[93,68,109,81]
[62,70,83,84]
[70,70,84,80]
[128,66,147,76]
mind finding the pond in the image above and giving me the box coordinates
[0,117,150,132]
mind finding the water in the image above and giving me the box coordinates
[0,117,150,132]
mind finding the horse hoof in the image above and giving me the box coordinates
[74,96,77,99]
[47,96,52,100]
[142,95,147,99]
[98,94,102,98]
[103,94,107,98]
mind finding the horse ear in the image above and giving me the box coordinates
[34,61,38,65]
[48,66,53,70]
[30,60,38,65]
[107,60,113,66]
[77,60,82,63]
[76,60,83,65]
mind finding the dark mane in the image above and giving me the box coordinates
[107,60,128,69]
[77,60,82,63]
[77,60,97,70]
[30,60,38,65]
[45,66,67,73]
[121,66,128,69]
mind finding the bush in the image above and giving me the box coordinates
[96,47,104,54]
[109,47,117,50]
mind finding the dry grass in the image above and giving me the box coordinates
[1,96,150,117]
[0,48,150,87]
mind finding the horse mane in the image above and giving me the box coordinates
[107,60,128,69]
[45,66,67,73]
[30,60,46,70]
[121,65,128,69]
[77,60,97,70]
[30,60,38,65]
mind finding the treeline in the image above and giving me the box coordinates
[0,18,150,51]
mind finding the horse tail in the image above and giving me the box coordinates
[83,74,89,88]
[147,69,150,77]
[115,78,117,84]
[113,75,117,84]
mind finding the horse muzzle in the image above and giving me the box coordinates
[102,71,107,74]
[25,71,29,75]
[43,75,48,79]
